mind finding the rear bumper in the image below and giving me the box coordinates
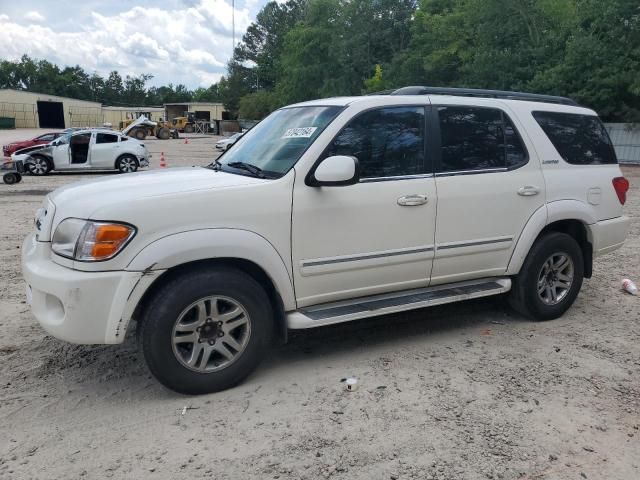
[21,233,144,344]
[591,215,630,256]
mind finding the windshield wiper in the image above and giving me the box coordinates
[227,161,266,178]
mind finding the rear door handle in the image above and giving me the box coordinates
[517,186,540,196]
[398,194,428,206]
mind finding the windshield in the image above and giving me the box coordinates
[218,106,343,177]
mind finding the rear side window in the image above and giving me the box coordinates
[437,106,527,172]
[96,133,119,144]
[532,111,617,165]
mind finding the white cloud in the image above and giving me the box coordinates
[24,11,45,23]
[0,0,257,90]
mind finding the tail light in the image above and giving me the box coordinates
[612,177,629,205]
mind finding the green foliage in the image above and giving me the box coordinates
[2,0,638,121]
[365,65,385,93]
[238,90,281,119]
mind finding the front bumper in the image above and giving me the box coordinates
[21,233,145,344]
[138,155,150,168]
[591,215,631,256]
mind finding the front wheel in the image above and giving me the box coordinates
[509,232,584,321]
[138,267,272,394]
[28,156,51,176]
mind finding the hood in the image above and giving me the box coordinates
[48,167,267,220]
[13,143,54,158]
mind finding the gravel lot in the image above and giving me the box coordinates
[0,129,639,480]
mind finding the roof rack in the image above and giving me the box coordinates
[390,86,578,106]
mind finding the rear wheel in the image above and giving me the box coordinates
[116,155,138,173]
[509,232,583,321]
[138,266,272,394]
[27,156,51,176]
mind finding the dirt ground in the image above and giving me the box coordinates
[0,129,638,480]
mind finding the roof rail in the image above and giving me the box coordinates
[390,86,578,106]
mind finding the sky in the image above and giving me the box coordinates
[0,0,274,88]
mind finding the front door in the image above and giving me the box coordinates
[59,132,92,169]
[430,103,546,284]
[292,106,437,307]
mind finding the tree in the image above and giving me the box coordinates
[238,90,280,119]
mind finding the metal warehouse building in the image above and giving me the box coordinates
[0,89,102,128]
[164,102,228,123]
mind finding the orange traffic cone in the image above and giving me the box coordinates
[159,152,167,168]
[184,138,189,144]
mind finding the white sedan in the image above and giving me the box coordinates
[13,129,150,175]
[215,132,244,151]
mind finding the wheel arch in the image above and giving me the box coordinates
[507,201,594,278]
[125,229,295,344]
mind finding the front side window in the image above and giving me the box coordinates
[219,106,342,178]
[325,107,426,178]
[532,111,617,165]
[37,134,55,141]
[438,106,527,172]
[96,133,119,144]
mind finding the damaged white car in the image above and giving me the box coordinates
[12,129,150,175]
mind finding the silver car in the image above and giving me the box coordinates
[13,129,150,175]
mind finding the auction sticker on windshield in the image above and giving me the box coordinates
[282,127,317,139]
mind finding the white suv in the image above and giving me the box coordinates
[22,87,630,394]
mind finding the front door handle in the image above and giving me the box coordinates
[398,194,428,206]
[517,186,540,196]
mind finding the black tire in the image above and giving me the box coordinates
[3,172,19,185]
[133,128,146,141]
[184,124,194,133]
[509,232,584,321]
[157,127,170,140]
[27,155,52,176]
[116,155,138,173]
[138,266,273,394]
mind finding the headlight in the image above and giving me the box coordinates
[52,219,136,261]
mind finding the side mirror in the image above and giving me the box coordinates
[308,155,359,187]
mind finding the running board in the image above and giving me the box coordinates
[287,278,511,329]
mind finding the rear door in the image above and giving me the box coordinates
[430,102,546,285]
[91,132,120,168]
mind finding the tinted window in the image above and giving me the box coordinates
[532,111,617,165]
[438,106,527,172]
[37,134,55,141]
[326,107,425,178]
[96,133,119,144]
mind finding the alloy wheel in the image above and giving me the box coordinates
[171,296,251,372]
[119,157,136,173]
[30,158,48,175]
[536,252,574,305]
